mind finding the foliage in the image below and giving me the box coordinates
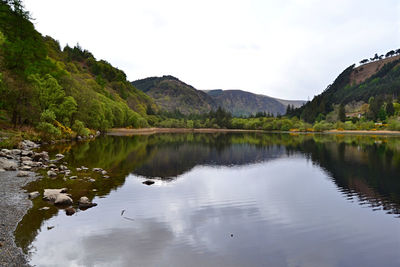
[72,120,90,137]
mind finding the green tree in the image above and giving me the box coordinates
[386,101,395,117]
[338,104,346,122]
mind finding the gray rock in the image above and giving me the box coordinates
[21,150,33,156]
[54,194,73,205]
[20,140,39,150]
[0,158,18,171]
[47,170,57,177]
[103,175,110,179]
[43,188,68,202]
[81,166,88,171]
[101,170,107,175]
[11,149,21,156]
[76,168,81,171]
[49,164,57,168]
[28,191,40,199]
[78,196,97,209]
[88,178,95,183]
[22,160,35,167]
[93,168,103,172]
[39,206,50,211]
[69,176,77,180]
[20,165,32,171]
[96,131,101,136]
[21,156,32,162]
[55,154,64,159]
[17,171,30,177]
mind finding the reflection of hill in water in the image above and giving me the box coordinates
[134,143,286,178]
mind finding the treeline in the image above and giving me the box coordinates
[359,49,400,65]
[0,0,156,139]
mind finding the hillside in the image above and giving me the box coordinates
[132,76,215,115]
[290,52,400,122]
[0,1,157,131]
[133,76,305,116]
[205,89,291,116]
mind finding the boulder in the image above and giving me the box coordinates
[143,180,155,186]
[17,171,30,177]
[21,156,32,162]
[33,151,49,162]
[81,166,88,171]
[54,194,73,205]
[65,207,76,216]
[69,176,77,180]
[20,165,32,171]
[20,140,39,150]
[78,196,97,209]
[43,188,68,202]
[39,206,50,211]
[0,158,18,171]
[101,170,107,175]
[55,154,64,159]
[47,170,57,177]
[21,150,33,157]
[11,149,21,156]
[28,191,40,199]
[93,168,103,172]
[76,168,81,172]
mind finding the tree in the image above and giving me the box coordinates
[386,101,395,117]
[338,104,346,122]
[386,50,395,58]
[359,59,369,64]
[370,53,379,61]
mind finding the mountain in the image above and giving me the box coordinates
[132,76,215,115]
[204,89,305,116]
[290,53,400,122]
[133,76,305,116]
[0,1,156,130]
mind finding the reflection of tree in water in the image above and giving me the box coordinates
[15,133,400,254]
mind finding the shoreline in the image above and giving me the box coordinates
[107,127,400,136]
[0,171,37,267]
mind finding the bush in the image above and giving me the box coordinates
[37,122,61,140]
[388,118,400,131]
[72,120,90,137]
[313,121,334,132]
[40,109,56,123]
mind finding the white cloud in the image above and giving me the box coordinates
[24,0,400,99]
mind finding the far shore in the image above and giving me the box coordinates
[107,128,400,136]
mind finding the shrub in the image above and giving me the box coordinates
[37,122,61,140]
[72,120,90,137]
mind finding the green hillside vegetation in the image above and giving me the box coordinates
[289,51,400,123]
[132,75,215,115]
[0,0,156,140]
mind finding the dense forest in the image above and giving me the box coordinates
[0,0,156,138]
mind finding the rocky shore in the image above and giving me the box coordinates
[0,137,100,267]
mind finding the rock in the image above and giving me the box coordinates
[96,131,101,136]
[54,194,73,205]
[59,165,68,170]
[1,149,11,155]
[28,191,40,199]
[0,168,5,172]
[143,180,155,186]
[89,135,94,139]
[49,164,57,168]
[22,160,35,167]
[92,189,97,192]
[43,188,68,202]
[20,165,32,171]
[81,166,88,171]
[88,178,95,183]
[21,150,33,156]
[47,170,57,177]
[103,175,110,179]
[0,158,18,171]
[93,168,103,172]
[78,196,97,209]
[17,171,30,177]
[77,136,82,141]
[69,176,77,180]
[65,207,76,216]
[39,206,50,211]
[21,156,32,162]
[11,149,21,156]
[20,140,39,150]
[76,168,81,171]
[55,154,64,159]
[33,151,49,162]
[101,170,107,175]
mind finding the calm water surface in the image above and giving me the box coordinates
[16,133,400,267]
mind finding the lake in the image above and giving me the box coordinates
[16,133,400,267]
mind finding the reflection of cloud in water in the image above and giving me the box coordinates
[29,158,400,267]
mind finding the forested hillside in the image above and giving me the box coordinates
[132,75,215,115]
[289,52,400,122]
[0,1,156,135]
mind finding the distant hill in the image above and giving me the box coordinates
[289,53,400,122]
[133,76,305,116]
[204,89,305,116]
[132,76,215,115]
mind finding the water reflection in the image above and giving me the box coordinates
[16,133,400,267]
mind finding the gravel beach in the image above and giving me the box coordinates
[0,170,38,267]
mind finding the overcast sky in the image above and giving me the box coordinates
[24,0,400,100]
